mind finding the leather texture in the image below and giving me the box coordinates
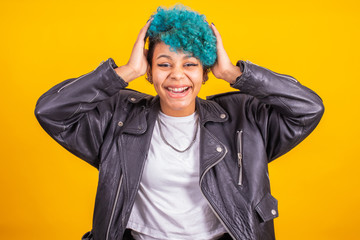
[35,58,324,240]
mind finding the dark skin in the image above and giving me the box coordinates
[115,20,241,83]
[114,20,242,116]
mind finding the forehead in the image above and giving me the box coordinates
[153,42,198,61]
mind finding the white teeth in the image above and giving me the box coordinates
[167,87,189,93]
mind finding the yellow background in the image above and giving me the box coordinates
[1,0,359,239]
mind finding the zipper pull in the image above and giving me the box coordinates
[237,130,243,186]
[237,152,243,186]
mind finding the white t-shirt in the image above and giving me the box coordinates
[126,111,226,240]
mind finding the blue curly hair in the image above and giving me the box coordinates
[146,4,217,69]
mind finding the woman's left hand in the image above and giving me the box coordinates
[210,23,242,84]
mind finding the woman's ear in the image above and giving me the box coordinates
[146,67,153,84]
[202,70,209,84]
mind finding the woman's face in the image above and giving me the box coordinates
[150,41,204,117]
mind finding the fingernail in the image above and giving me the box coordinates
[205,20,209,24]
[211,22,215,26]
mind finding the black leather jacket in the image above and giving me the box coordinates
[35,58,324,240]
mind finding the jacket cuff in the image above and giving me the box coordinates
[99,58,129,91]
[231,60,257,92]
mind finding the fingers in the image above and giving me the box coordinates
[125,20,152,77]
[210,23,224,48]
[210,23,219,38]
[209,23,236,81]
[136,18,153,45]
[130,19,152,64]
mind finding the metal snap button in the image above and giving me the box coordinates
[216,146,222,152]
[130,97,136,102]
[220,113,226,119]
[271,209,277,215]
[117,121,123,127]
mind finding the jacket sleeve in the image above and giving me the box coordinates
[232,60,324,162]
[34,58,128,168]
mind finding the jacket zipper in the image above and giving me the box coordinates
[199,146,237,240]
[106,173,124,240]
[57,70,95,93]
[57,60,105,93]
[245,60,298,83]
[236,130,243,186]
[269,71,298,83]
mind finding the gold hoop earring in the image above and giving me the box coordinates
[146,75,153,84]
[202,75,208,84]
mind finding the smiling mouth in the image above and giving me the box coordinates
[166,86,190,93]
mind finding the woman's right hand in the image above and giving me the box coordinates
[115,19,152,83]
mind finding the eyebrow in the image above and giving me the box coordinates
[156,54,194,60]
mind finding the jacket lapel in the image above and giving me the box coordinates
[120,96,160,198]
[119,96,230,204]
[195,98,229,178]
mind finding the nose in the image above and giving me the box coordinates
[170,65,185,80]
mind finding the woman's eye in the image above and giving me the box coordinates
[157,63,170,67]
[184,63,198,67]
[157,63,198,68]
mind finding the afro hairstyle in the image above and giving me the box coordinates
[146,4,217,68]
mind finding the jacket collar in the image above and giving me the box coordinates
[121,93,229,199]
[121,94,159,135]
[195,97,229,125]
[122,94,228,135]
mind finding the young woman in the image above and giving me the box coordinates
[35,5,324,240]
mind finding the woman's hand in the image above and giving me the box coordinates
[210,23,242,84]
[115,19,152,83]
